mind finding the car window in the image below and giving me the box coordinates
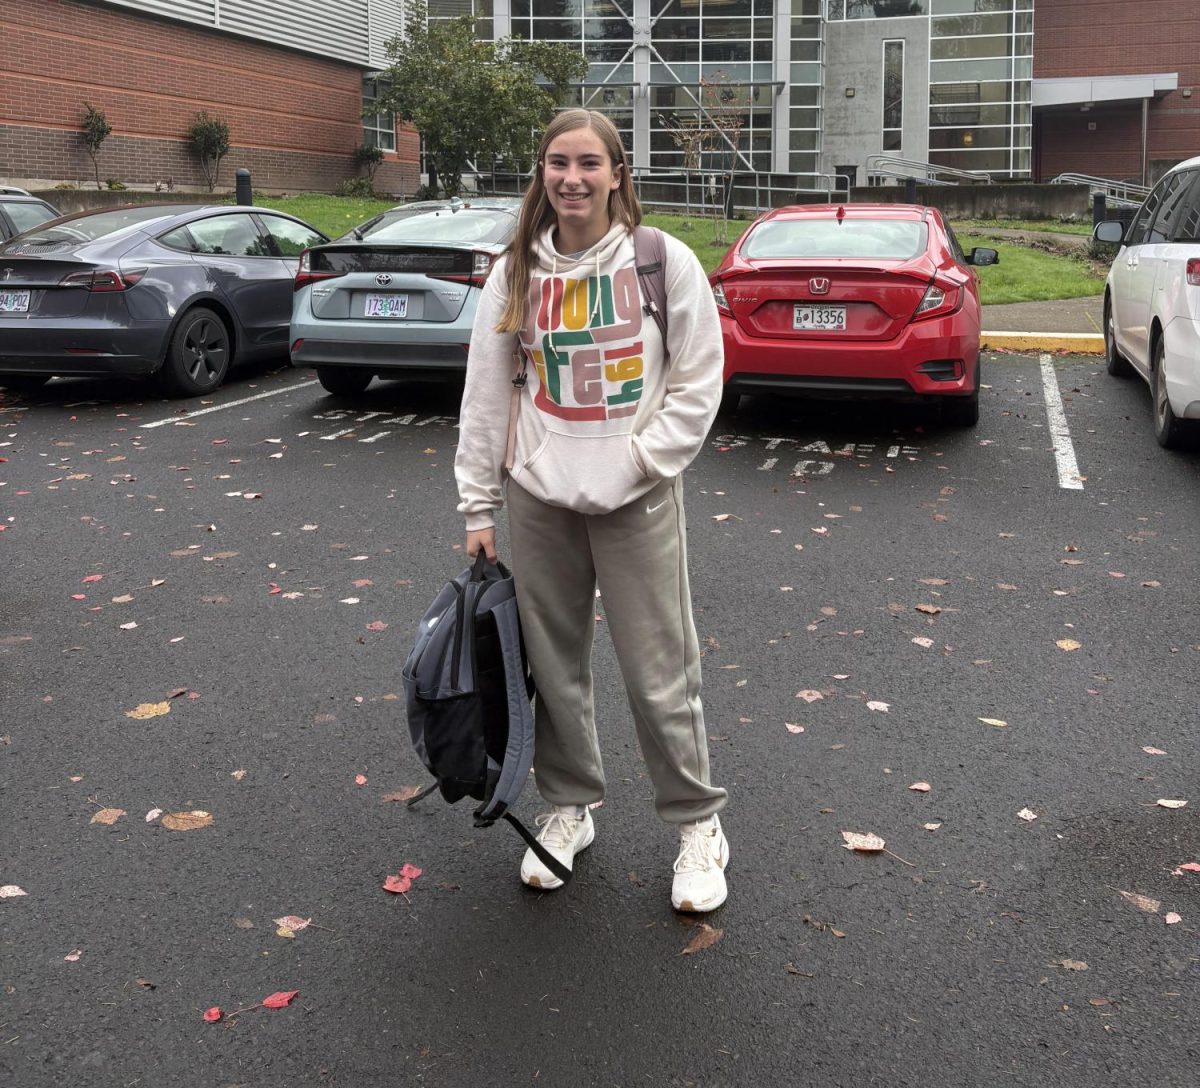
[1126,176,1173,247]
[157,226,198,253]
[1172,173,1200,243]
[6,204,197,246]
[944,223,967,264]
[743,218,928,260]
[188,214,272,257]
[257,214,326,257]
[363,209,516,245]
[1146,171,1192,243]
[2,201,58,234]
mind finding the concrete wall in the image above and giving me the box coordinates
[820,17,930,186]
[0,0,419,195]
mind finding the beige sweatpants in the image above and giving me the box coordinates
[505,475,727,825]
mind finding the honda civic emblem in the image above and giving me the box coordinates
[374,273,392,287]
[809,277,830,295]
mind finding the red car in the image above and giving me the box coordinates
[709,203,997,426]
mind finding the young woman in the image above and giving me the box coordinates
[454,109,728,912]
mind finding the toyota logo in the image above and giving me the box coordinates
[809,277,830,295]
[374,273,392,287]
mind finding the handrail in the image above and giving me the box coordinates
[1049,173,1149,205]
[865,155,991,185]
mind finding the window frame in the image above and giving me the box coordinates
[362,77,396,154]
[252,213,329,257]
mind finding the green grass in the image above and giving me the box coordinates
[956,218,1094,236]
[960,233,1107,305]
[248,194,1104,304]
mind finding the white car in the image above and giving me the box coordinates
[1095,154,1200,448]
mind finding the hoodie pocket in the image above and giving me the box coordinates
[517,431,651,515]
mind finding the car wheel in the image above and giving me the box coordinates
[158,307,231,397]
[316,367,373,396]
[0,375,51,394]
[1105,298,1133,377]
[718,385,741,415]
[1151,337,1196,449]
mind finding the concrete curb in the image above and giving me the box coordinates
[981,331,1105,355]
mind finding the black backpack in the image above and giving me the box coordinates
[402,554,571,883]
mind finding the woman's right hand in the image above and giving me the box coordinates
[466,527,498,562]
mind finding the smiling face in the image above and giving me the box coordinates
[540,125,623,251]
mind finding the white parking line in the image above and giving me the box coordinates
[1039,353,1084,491]
[140,380,320,429]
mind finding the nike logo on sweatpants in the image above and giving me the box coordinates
[646,498,669,514]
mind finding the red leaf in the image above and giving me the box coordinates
[268,583,282,595]
[203,1007,222,1022]
[82,574,103,584]
[365,621,388,632]
[261,990,299,1009]
[399,863,423,880]
[383,874,413,894]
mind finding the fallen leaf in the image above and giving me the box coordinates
[1157,799,1187,809]
[125,702,171,720]
[64,949,83,962]
[340,597,360,605]
[90,807,125,825]
[382,787,423,802]
[383,863,424,894]
[785,723,804,734]
[915,604,942,615]
[82,574,103,584]
[841,831,886,852]
[161,810,213,831]
[1056,639,1082,652]
[119,621,139,631]
[795,690,824,703]
[1119,890,1160,914]
[1088,997,1112,1007]
[145,808,162,822]
[355,774,368,786]
[919,578,949,586]
[1053,958,1088,971]
[135,978,155,990]
[866,701,889,712]
[230,769,247,780]
[261,990,299,1009]
[923,822,942,831]
[912,637,935,648]
[276,927,296,939]
[1142,746,1167,755]
[203,1007,223,1022]
[1174,862,1200,874]
[1017,808,1038,822]
[712,514,739,522]
[352,579,373,588]
[111,594,134,604]
[1142,580,1161,588]
[365,621,388,632]
[680,923,724,955]
[273,916,312,932]
[0,885,28,898]
[909,782,932,792]
[1165,912,1182,925]
[979,717,1008,728]
[232,917,254,929]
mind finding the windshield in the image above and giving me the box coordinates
[355,208,516,246]
[9,205,198,246]
[744,218,928,260]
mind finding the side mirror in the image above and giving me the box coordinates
[967,247,999,267]
[1093,220,1126,244]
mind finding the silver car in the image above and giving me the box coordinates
[0,203,327,397]
[290,197,521,395]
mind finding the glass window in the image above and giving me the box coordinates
[931,103,1013,127]
[363,78,395,153]
[883,39,904,148]
[156,226,198,253]
[189,214,272,257]
[4,205,196,247]
[1127,176,1171,246]
[931,0,1015,13]
[1173,176,1200,242]
[744,218,928,259]
[931,12,1012,34]
[2,201,58,234]
[531,17,582,38]
[931,35,1015,60]
[931,57,1019,81]
[258,215,327,257]
[829,0,930,18]
[360,208,516,245]
[929,125,1014,150]
[1147,171,1194,243]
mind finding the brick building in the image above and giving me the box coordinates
[1033,0,1199,184]
[0,0,421,195]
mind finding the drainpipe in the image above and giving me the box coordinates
[1141,96,1149,186]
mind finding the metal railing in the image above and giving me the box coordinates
[1050,173,1150,207]
[865,155,991,186]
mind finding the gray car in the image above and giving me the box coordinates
[290,197,521,395]
[0,203,327,396]
[0,189,61,241]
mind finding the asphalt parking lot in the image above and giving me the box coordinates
[2,353,1198,1088]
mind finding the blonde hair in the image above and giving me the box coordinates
[496,109,642,334]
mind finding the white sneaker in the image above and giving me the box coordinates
[520,805,595,890]
[671,814,729,912]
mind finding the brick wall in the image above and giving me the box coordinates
[0,0,419,193]
[1034,0,1200,181]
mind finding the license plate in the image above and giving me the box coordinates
[793,304,845,331]
[0,290,30,314]
[364,294,408,319]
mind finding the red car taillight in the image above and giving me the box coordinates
[60,268,145,291]
[294,248,346,292]
[1187,257,1200,286]
[912,279,962,322]
[430,250,495,288]
[712,279,732,316]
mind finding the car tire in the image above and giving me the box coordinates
[718,385,741,415]
[940,357,981,427]
[1105,298,1134,377]
[1151,336,1196,449]
[158,307,231,397]
[316,367,373,396]
[0,375,51,394]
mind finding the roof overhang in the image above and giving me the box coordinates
[1033,72,1178,109]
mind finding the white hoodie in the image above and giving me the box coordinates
[455,222,723,530]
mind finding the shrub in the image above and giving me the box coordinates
[412,183,439,201]
[189,112,231,192]
[334,176,378,198]
[353,143,384,181]
[81,102,112,192]
[105,179,127,191]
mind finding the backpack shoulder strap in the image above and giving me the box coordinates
[633,225,669,349]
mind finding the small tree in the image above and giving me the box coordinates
[699,74,747,246]
[189,112,231,192]
[657,113,709,225]
[353,143,385,182]
[81,103,112,192]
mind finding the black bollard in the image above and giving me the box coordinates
[1092,191,1106,228]
[235,168,252,206]
[904,176,917,203]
